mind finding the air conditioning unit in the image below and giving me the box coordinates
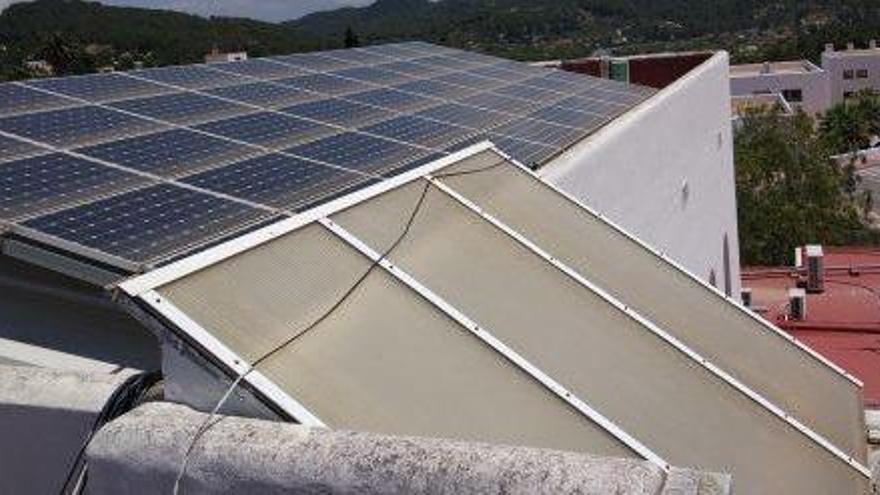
[805,245,824,293]
[788,288,807,321]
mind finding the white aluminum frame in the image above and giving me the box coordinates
[140,289,325,427]
[318,217,670,470]
[428,174,871,478]
[492,146,863,388]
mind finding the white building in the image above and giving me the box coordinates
[729,60,830,116]
[822,41,880,102]
[204,48,248,64]
[730,40,880,115]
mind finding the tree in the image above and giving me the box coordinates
[343,26,360,48]
[820,90,880,155]
[735,105,878,265]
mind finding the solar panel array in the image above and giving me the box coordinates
[0,42,654,269]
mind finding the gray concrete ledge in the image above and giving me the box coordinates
[0,365,136,494]
[87,402,730,495]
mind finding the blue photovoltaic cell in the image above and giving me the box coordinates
[357,44,426,60]
[131,65,248,90]
[415,55,482,71]
[377,60,450,77]
[456,92,544,115]
[528,105,605,129]
[583,86,649,105]
[110,92,254,125]
[0,83,78,117]
[345,88,437,112]
[491,60,548,77]
[196,112,338,149]
[206,82,319,108]
[275,73,376,96]
[270,53,358,72]
[24,184,277,264]
[397,41,458,55]
[393,79,472,99]
[486,135,559,166]
[184,153,370,212]
[321,49,396,66]
[331,66,413,85]
[363,115,475,149]
[75,128,261,178]
[519,75,580,93]
[207,59,305,79]
[416,102,513,130]
[0,105,164,148]
[0,135,44,163]
[491,118,583,148]
[0,153,150,220]
[554,95,628,116]
[287,131,435,176]
[434,71,506,90]
[282,98,394,128]
[468,64,532,82]
[26,74,173,103]
[493,83,565,103]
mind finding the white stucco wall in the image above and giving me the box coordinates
[540,52,741,298]
[822,49,880,105]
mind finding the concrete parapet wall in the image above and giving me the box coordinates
[0,365,135,494]
[87,402,731,495]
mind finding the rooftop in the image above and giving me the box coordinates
[729,60,821,77]
[742,246,880,408]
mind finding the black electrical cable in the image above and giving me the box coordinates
[172,161,507,494]
[57,370,162,495]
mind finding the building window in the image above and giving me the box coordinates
[781,89,803,103]
[857,69,869,78]
[843,69,854,79]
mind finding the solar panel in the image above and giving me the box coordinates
[286,131,437,176]
[486,135,559,166]
[275,73,376,96]
[0,153,150,221]
[131,65,248,90]
[493,84,565,103]
[270,53,358,72]
[345,88,438,112]
[362,115,476,149]
[520,75,583,94]
[321,48,396,66]
[206,59,306,79]
[433,72,506,90]
[416,102,514,130]
[456,92,544,115]
[205,82,319,109]
[281,98,395,128]
[467,64,532,82]
[0,134,44,163]
[75,128,261,178]
[331,66,414,85]
[491,118,583,148]
[555,95,629,115]
[0,105,165,148]
[376,60,451,77]
[357,44,427,60]
[416,55,483,71]
[0,83,78,117]
[195,112,338,149]
[109,92,255,125]
[528,105,605,129]
[183,153,372,212]
[393,79,475,99]
[23,183,277,264]
[25,73,173,103]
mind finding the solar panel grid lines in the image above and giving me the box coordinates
[285,131,441,176]
[21,183,280,264]
[268,53,361,72]
[195,111,341,150]
[330,66,416,86]
[0,134,46,163]
[280,98,398,129]
[274,73,380,96]
[74,129,264,179]
[375,60,454,77]
[0,152,154,222]
[0,101,167,149]
[415,101,516,131]
[353,44,429,60]
[130,64,251,90]
[182,152,374,213]
[362,115,479,150]
[0,83,80,117]
[344,88,441,113]
[205,82,321,109]
[109,91,258,126]
[25,73,176,103]
[319,48,399,66]
[433,71,509,90]
[205,58,308,80]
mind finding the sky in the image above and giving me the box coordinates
[0,0,377,22]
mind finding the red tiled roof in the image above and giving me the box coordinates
[742,247,880,408]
